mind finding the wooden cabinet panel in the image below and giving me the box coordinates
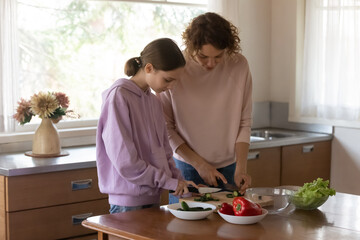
[281,141,331,186]
[0,176,6,240]
[6,168,107,212]
[7,198,109,240]
[247,147,281,187]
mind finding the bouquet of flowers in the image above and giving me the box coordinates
[13,91,74,125]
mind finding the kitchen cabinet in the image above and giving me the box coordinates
[281,140,331,186]
[247,147,281,187]
[0,167,109,240]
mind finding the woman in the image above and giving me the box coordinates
[96,38,197,213]
[158,13,253,198]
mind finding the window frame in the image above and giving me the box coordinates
[0,0,207,148]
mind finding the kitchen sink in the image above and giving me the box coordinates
[250,129,297,142]
[249,128,332,145]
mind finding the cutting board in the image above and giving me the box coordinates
[180,191,274,210]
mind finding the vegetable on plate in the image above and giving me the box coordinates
[233,197,262,216]
[219,202,234,215]
[177,201,212,211]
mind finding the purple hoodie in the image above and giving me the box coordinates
[96,78,182,207]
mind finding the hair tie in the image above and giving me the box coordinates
[135,57,142,67]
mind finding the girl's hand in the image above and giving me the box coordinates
[173,180,198,196]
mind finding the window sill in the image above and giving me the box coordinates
[0,127,97,153]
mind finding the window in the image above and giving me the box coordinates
[290,0,360,128]
[0,0,207,134]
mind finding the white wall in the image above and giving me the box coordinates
[237,0,271,102]
[270,0,298,102]
[331,127,360,195]
[237,0,360,195]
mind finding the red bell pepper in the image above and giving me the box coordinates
[232,197,262,216]
[219,203,234,215]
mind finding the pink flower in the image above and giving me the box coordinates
[54,92,70,108]
[13,98,33,124]
[13,91,77,125]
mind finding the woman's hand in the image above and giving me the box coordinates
[196,161,228,187]
[234,172,251,194]
[174,143,227,187]
[173,180,198,196]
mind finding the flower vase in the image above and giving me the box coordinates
[31,118,61,157]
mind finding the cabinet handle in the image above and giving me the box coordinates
[71,179,92,191]
[248,151,260,160]
[302,145,314,153]
[72,212,93,225]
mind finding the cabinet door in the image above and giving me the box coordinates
[7,199,109,240]
[6,168,107,212]
[281,141,331,186]
[247,147,281,187]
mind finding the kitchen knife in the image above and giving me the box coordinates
[223,183,240,191]
[221,179,245,193]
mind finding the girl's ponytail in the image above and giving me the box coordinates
[124,57,142,77]
[124,38,185,77]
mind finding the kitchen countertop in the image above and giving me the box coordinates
[0,129,332,177]
[0,145,96,176]
[249,128,332,149]
[81,192,360,240]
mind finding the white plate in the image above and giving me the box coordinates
[217,209,268,224]
[198,187,222,194]
[167,202,216,220]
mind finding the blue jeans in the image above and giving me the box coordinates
[168,158,236,204]
[109,203,159,214]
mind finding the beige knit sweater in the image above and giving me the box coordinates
[158,53,253,169]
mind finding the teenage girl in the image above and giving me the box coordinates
[96,38,197,213]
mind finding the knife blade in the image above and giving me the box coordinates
[222,179,245,193]
[223,183,239,191]
[198,187,222,194]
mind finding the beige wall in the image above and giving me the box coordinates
[237,0,360,195]
[237,0,271,102]
[270,0,298,102]
[237,0,298,103]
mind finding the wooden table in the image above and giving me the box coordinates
[82,192,360,240]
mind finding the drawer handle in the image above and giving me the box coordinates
[72,212,93,225]
[302,145,314,153]
[248,151,260,160]
[71,179,92,191]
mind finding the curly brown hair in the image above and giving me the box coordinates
[182,12,241,58]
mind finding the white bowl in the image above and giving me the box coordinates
[217,209,268,224]
[167,202,216,220]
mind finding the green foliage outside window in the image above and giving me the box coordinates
[17,0,205,120]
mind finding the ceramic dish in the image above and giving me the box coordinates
[217,209,268,224]
[167,202,216,220]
